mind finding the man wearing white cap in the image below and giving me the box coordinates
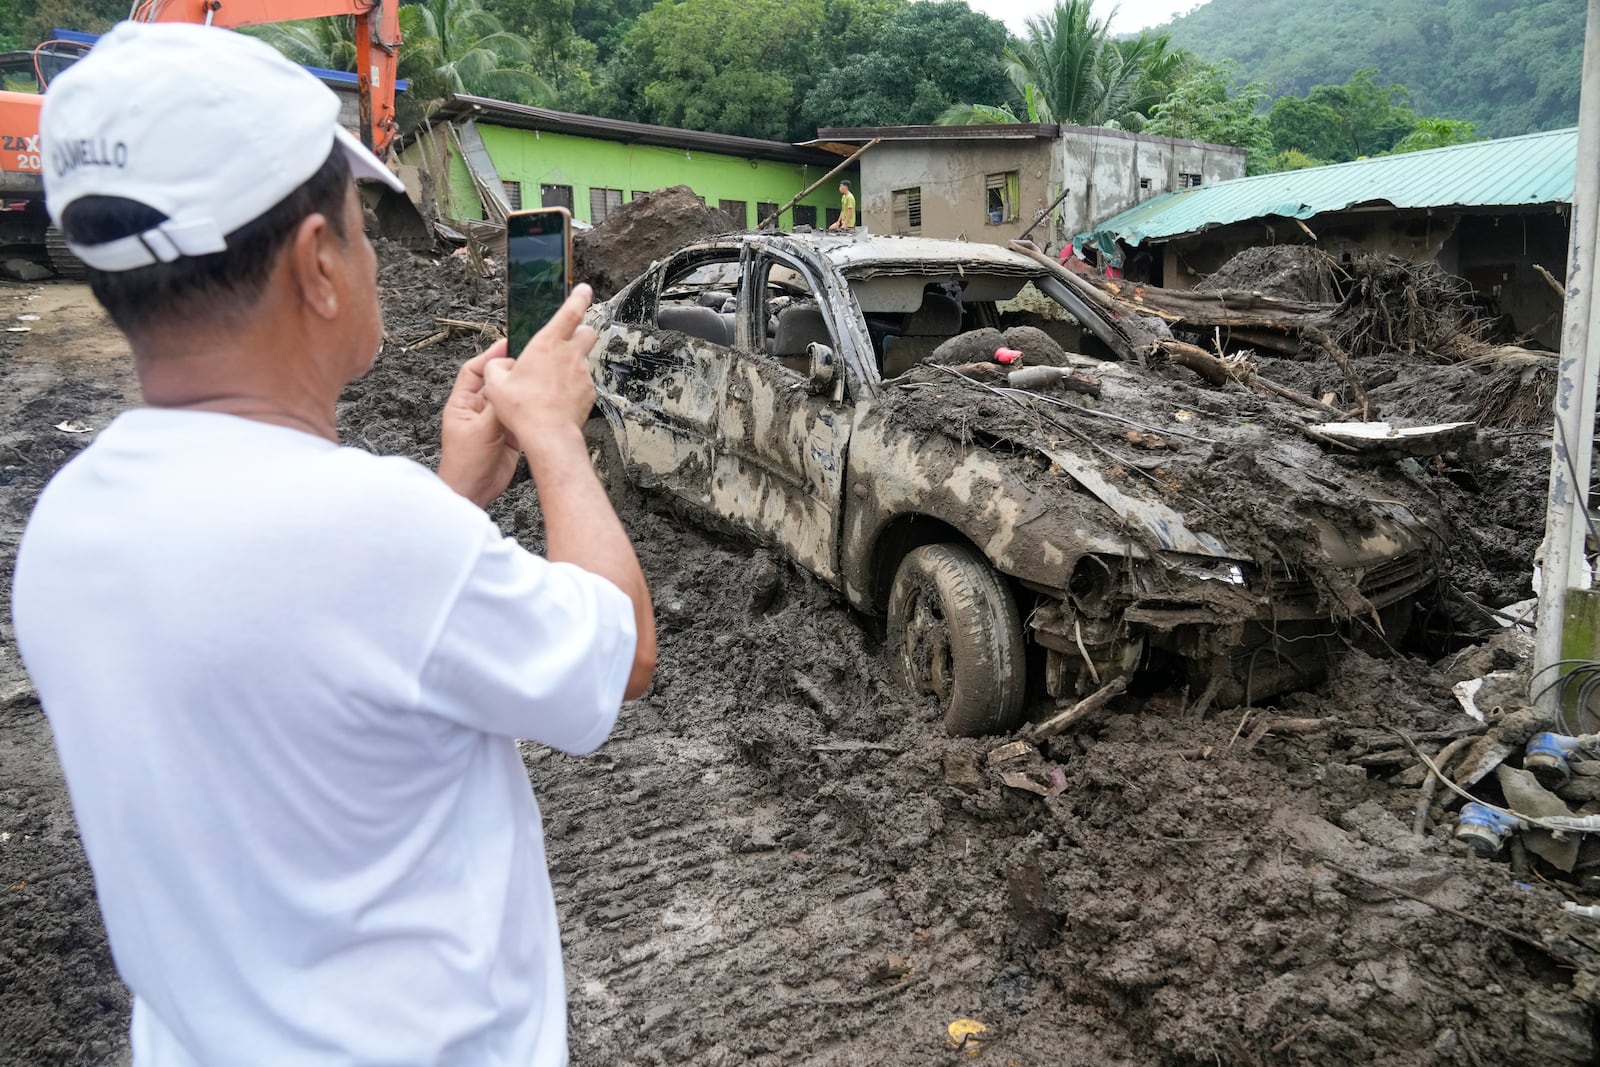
[11,21,655,1067]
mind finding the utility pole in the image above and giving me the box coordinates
[1534,0,1600,721]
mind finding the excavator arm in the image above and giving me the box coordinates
[132,0,400,156]
[0,0,427,271]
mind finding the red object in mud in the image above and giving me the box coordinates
[994,348,1022,364]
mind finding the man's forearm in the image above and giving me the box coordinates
[521,424,657,698]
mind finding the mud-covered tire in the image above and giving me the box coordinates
[583,415,636,511]
[887,543,1026,736]
[45,226,87,281]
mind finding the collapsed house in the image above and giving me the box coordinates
[1077,128,1578,349]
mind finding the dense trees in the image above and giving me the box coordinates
[0,0,1557,172]
[800,2,1011,130]
[1164,0,1581,139]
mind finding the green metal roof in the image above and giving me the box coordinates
[1078,127,1578,260]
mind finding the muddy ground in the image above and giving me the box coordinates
[5,246,1600,1066]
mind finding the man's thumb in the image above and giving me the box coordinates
[481,357,515,394]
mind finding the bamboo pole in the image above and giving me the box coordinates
[759,138,881,230]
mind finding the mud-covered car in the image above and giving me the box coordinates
[583,231,1448,735]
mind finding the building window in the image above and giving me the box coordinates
[891,187,921,235]
[1179,172,1203,189]
[631,189,652,202]
[502,181,522,212]
[1139,178,1152,192]
[755,201,779,228]
[541,184,573,211]
[793,204,818,228]
[589,187,624,223]
[985,172,1018,225]
[825,208,841,227]
[718,199,748,229]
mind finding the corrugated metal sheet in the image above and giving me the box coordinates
[1078,127,1578,256]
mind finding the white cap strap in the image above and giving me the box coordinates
[68,216,229,272]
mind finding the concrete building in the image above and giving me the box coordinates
[1077,127,1578,348]
[406,95,854,232]
[808,124,1245,250]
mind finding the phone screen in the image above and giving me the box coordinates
[506,208,573,357]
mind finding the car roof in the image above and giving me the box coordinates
[754,231,1044,275]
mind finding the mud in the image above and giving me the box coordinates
[574,186,733,301]
[1197,245,1344,302]
[3,247,1597,1067]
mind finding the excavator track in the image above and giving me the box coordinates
[44,226,87,281]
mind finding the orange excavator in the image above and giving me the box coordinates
[0,0,421,277]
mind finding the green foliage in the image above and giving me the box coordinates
[601,0,825,141]
[480,0,573,54]
[936,1,1200,131]
[1002,0,1146,126]
[1165,0,1582,139]
[22,0,124,45]
[1113,31,1200,131]
[800,1,1010,129]
[938,102,1025,125]
[1388,117,1478,154]
[571,0,657,61]
[1268,148,1321,172]
[1267,69,1419,162]
[1145,62,1273,172]
[398,0,552,126]
[242,19,356,71]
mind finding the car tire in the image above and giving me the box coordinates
[887,543,1027,736]
[583,415,636,511]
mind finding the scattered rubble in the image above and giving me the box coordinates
[0,238,1593,1067]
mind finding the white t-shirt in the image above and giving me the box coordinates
[11,408,636,1067]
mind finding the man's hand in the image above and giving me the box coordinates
[482,284,598,457]
[438,342,521,508]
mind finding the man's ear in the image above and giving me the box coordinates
[290,211,340,321]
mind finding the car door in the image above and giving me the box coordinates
[589,244,743,510]
[710,247,855,586]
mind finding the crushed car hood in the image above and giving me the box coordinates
[900,361,1446,571]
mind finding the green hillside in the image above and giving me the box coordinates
[1163,0,1583,139]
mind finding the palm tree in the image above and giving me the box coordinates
[398,0,552,124]
[1114,31,1196,131]
[938,0,1182,129]
[244,18,357,72]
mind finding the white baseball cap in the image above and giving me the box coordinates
[42,21,405,273]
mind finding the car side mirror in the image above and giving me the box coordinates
[807,342,836,394]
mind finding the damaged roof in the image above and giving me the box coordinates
[427,95,840,167]
[1078,127,1578,255]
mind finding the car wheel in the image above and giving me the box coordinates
[583,416,636,511]
[887,543,1026,736]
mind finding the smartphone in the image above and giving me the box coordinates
[506,207,574,357]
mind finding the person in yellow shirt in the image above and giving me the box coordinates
[828,180,856,230]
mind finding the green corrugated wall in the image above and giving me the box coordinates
[424,124,853,229]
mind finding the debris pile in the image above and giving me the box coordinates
[1068,246,1555,428]
[573,185,732,300]
[1196,244,1343,302]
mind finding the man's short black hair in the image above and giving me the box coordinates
[61,148,352,335]
[840,180,851,189]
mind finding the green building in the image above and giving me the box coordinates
[405,95,855,232]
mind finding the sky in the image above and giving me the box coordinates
[957,0,1209,35]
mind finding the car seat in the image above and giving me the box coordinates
[657,305,736,346]
[881,292,964,377]
[768,304,830,376]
